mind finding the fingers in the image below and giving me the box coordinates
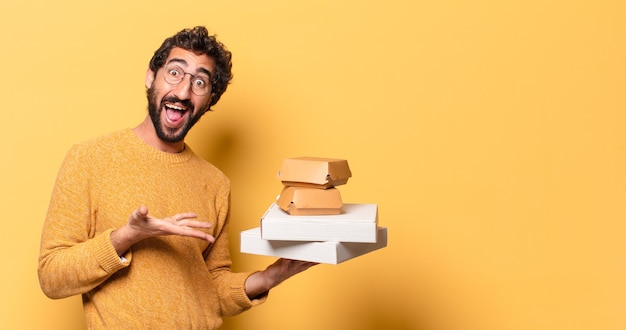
[284,258,319,270]
[176,219,212,229]
[256,259,318,291]
[170,221,216,243]
[131,205,149,221]
[168,212,212,229]
[171,212,198,222]
[179,228,216,243]
[129,208,215,242]
[138,205,149,216]
[128,206,150,230]
[282,259,318,275]
[165,212,214,243]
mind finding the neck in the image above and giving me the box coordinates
[133,116,185,153]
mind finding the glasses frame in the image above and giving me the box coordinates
[162,62,212,96]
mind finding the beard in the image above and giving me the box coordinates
[147,86,204,143]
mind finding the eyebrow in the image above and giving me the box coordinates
[167,58,212,78]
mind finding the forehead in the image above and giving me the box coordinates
[165,47,215,75]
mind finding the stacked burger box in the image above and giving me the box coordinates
[240,157,388,264]
[275,156,351,216]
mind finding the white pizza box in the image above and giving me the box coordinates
[261,203,379,243]
[240,227,387,265]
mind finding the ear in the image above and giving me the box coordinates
[145,68,155,89]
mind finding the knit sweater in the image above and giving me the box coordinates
[38,129,265,329]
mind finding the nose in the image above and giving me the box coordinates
[172,74,192,99]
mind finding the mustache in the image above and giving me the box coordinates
[162,96,194,110]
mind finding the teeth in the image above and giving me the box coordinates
[165,104,185,111]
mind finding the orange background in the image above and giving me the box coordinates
[1,1,625,329]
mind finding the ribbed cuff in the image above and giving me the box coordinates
[92,228,130,273]
[233,272,268,308]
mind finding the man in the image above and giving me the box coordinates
[38,26,316,329]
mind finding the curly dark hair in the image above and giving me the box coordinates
[149,26,233,109]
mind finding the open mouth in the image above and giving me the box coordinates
[164,103,189,125]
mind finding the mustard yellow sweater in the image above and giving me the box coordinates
[38,129,264,329]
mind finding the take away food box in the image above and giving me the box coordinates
[278,157,352,189]
[260,203,379,243]
[276,186,343,215]
[241,227,388,264]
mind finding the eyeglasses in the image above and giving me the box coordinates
[162,62,211,96]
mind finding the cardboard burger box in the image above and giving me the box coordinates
[278,157,352,189]
[276,186,343,215]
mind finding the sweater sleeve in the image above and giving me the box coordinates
[38,145,130,299]
[204,187,267,316]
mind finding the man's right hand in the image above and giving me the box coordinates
[110,205,215,256]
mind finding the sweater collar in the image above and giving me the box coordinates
[125,128,194,164]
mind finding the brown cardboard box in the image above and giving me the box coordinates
[276,186,343,215]
[278,157,352,189]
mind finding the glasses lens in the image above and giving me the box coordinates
[190,77,210,96]
[164,63,183,85]
[163,63,211,96]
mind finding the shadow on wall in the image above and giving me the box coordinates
[351,281,425,330]
[360,304,422,330]
[192,122,240,176]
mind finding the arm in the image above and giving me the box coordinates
[38,146,122,299]
[204,188,317,306]
[245,259,318,299]
[110,206,214,256]
[39,201,214,300]
[38,146,215,299]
